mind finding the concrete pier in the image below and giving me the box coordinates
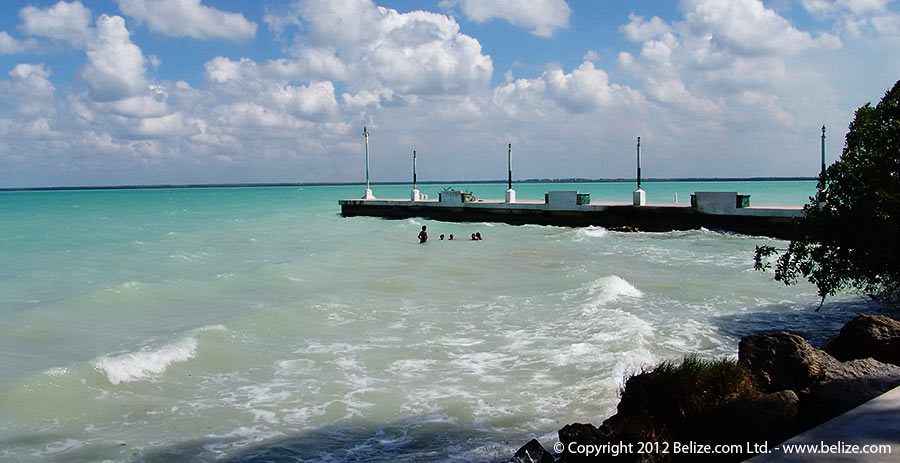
[339,190,804,239]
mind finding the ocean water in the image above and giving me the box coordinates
[0,181,877,462]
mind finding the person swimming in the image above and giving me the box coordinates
[418,225,428,243]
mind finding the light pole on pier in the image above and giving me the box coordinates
[821,125,826,179]
[362,126,375,199]
[411,150,421,201]
[505,142,516,203]
[633,136,646,206]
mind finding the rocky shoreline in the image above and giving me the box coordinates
[511,314,900,463]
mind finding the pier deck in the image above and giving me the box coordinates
[339,191,804,239]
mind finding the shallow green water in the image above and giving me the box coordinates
[0,181,872,462]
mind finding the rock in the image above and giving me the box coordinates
[558,422,613,463]
[700,390,799,449]
[801,357,900,427]
[824,314,900,366]
[738,331,839,393]
[510,438,554,463]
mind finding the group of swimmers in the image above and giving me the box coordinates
[418,226,482,243]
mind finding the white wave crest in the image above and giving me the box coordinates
[94,336,198,385]
[577,226,608,238]
[585,275,643,307]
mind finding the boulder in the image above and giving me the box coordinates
[801,357,900,427]
[700,390,799,448]
[510,438,554,463]
[824,314,900,366]
[557,423,614,463]
[738,331,839,393]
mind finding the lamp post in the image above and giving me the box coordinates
[505,142,516,203]
[633,136,646,206]
[821,125,826,179]
[362,126,374,199]
[411,150,421,201]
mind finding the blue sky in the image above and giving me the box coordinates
[1,0,899,187]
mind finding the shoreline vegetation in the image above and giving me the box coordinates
[0,177,817,192]
[510,313,900,463]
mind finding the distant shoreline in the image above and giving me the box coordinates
[0,177,817,192]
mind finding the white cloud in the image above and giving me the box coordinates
[839,0,890,15]
[104,94,169,119]
[294,0,493,97]
[871,13,900,35]
[270,81,339,119]
[440,0,571,37]
[681,0,840,56]
[0,31,38,54]
[0,63,57,117]
[622,14,672,42]
[202,56,340,127]
[78,14,148,102]
[493,61,641,115]
[19,1,92,45]
[115,0,257,41]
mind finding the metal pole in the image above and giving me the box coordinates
[413,150,417,190]
[821,125,826,178]
[637,136,642,190]
[508,143,512,191]
[363,126,370,191]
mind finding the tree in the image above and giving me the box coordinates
[755,79,900,308]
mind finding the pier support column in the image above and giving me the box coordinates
[505,188,516,203]
[633,188,646,206]
[363,188,375,200]
[411,189,421,201]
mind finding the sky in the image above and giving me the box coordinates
[1,0,899,188]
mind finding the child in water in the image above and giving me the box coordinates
[418,226,428,243]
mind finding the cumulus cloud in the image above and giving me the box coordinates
[440,0,571,37]
[294,0,493,98]
[0,63,57,117]
[0,31,38,54]
[622,14,672,42]
[114,0,257,41]
[681,0,840,56]
[78,14,148,102]
[204,56,339,122]
[19,0,92,45]
[801,0,900,37]
[493,61,641,116]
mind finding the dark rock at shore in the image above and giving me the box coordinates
[801,357,900,427]
[608,226,640,233]
[509,315,900,463]
[557,423,609,463]
[702,390,799,446]
[824,314,900,366]
[738,331,838,393]
[510,438,555,463]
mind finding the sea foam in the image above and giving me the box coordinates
[583,275,643,307]
[95,337,197,385]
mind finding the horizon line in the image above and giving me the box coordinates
[0,176,819,192]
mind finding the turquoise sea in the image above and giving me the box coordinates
[0,181,876,462]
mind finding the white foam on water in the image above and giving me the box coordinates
[576,226,608,239]
[93,326,224,385]
[43,366,68,377]
[33,438,85,458]
[575,275,643,312]
[95,337,197,385]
